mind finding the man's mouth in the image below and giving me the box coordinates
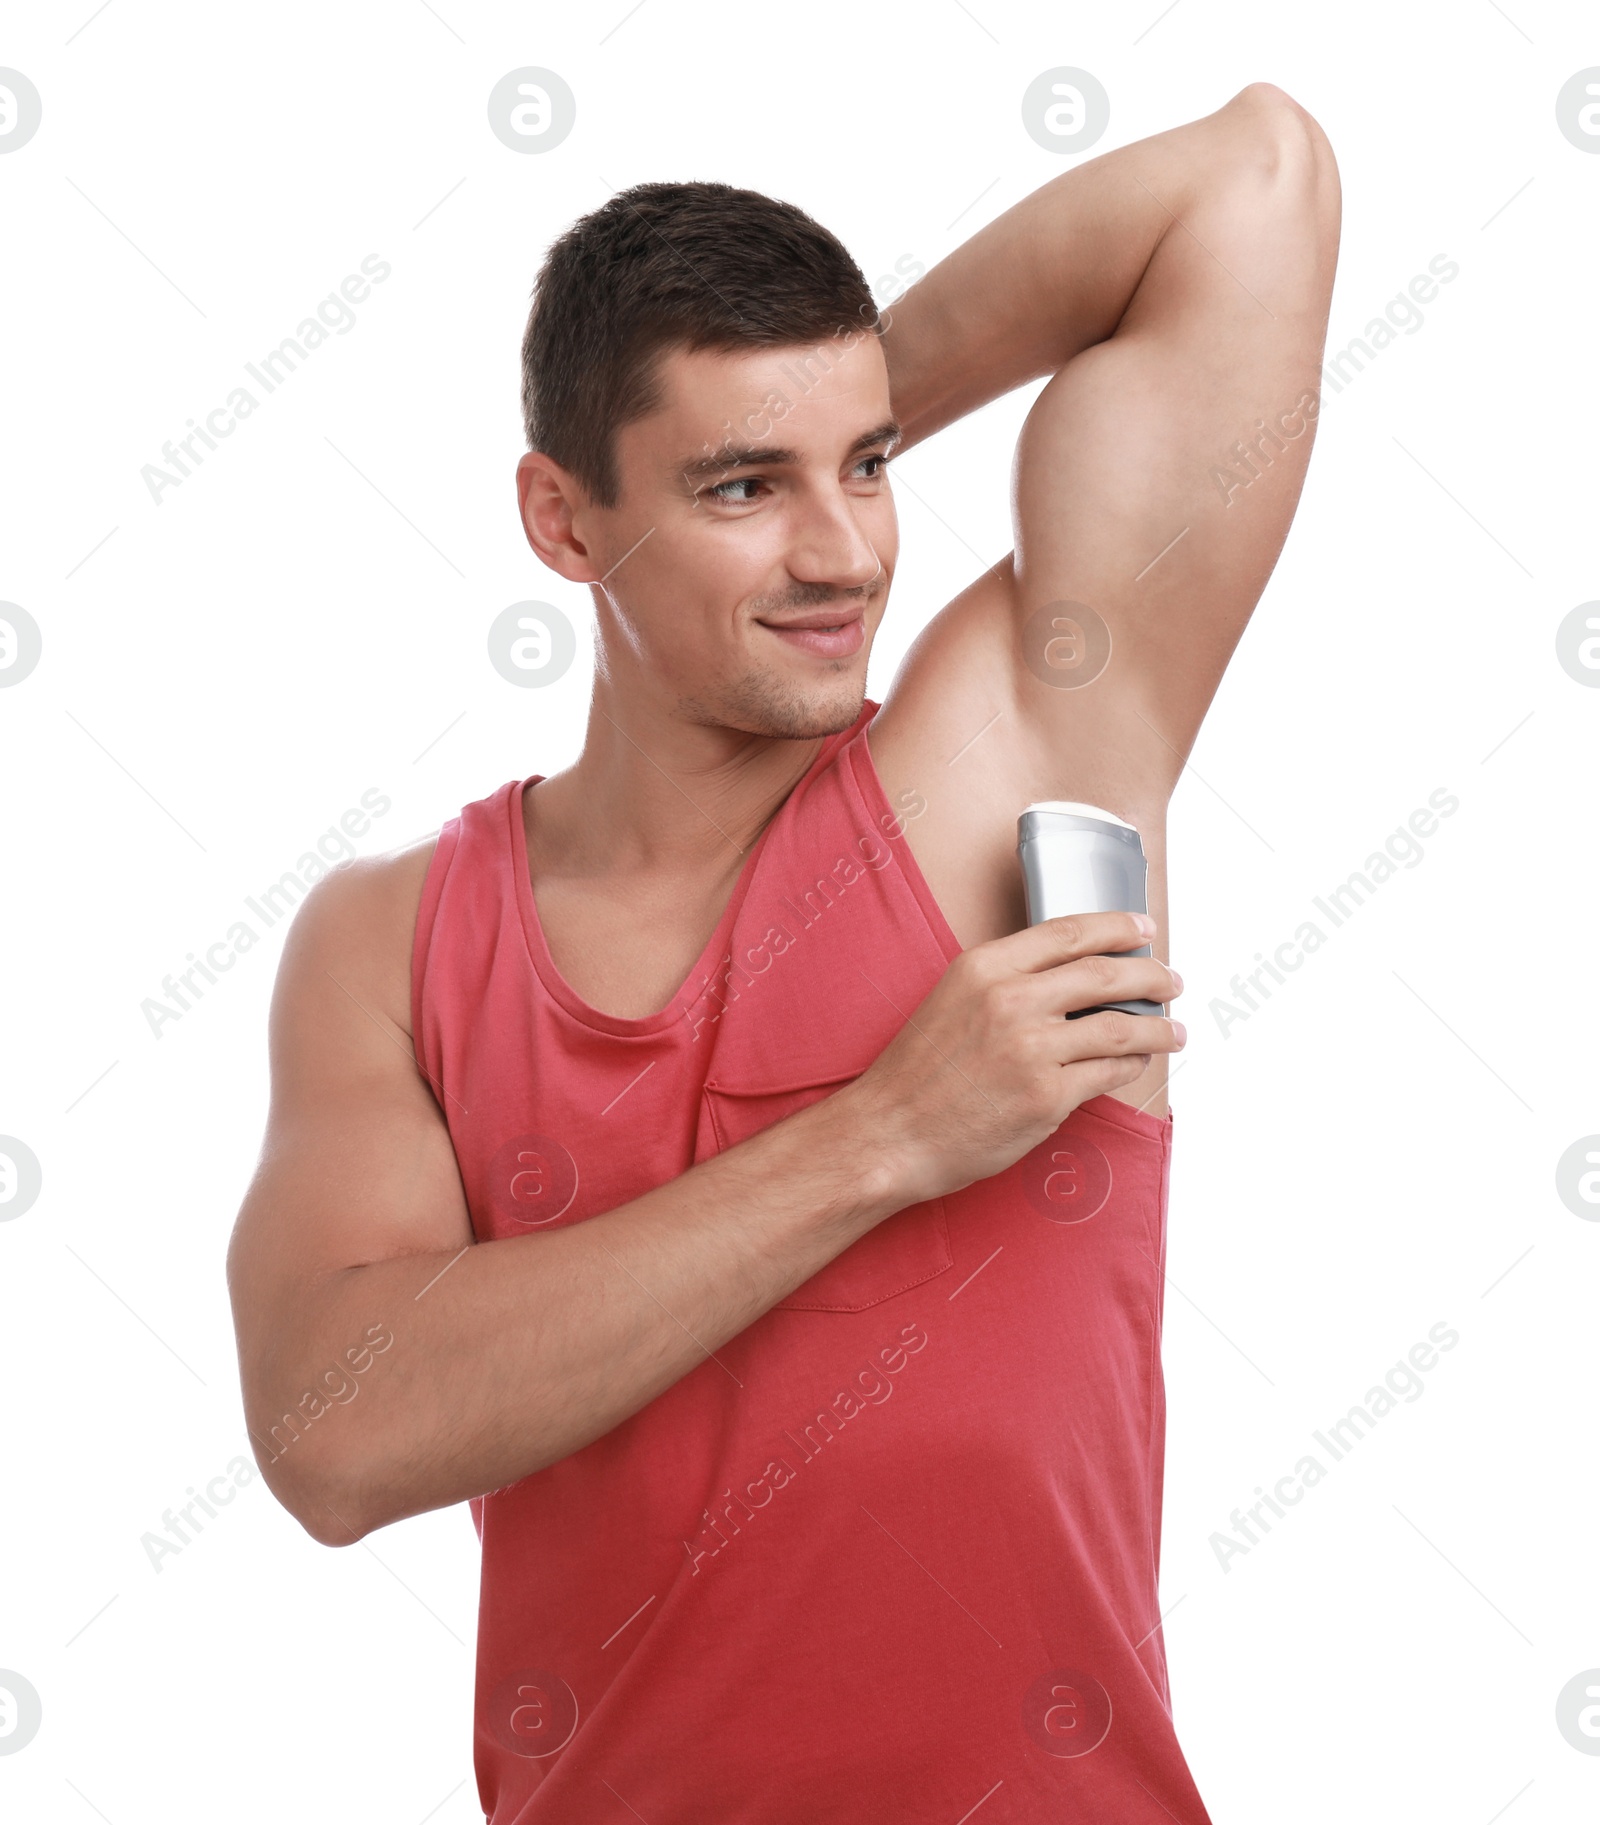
[754,606,867,660]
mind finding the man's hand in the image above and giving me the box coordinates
[837,912,1185,1209]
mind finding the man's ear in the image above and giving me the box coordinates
[516,451,603,583]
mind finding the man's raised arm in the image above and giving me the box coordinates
[872,83,1340,814]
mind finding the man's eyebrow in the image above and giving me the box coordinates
[675,418,903,481]
[847,419,904,460]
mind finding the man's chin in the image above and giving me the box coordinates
[679,669,868,741]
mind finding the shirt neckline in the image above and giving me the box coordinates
[508,702,878,1039]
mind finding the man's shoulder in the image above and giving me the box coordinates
[289,767,527,947]
[273,833,442,1037]
[299,831,440,933]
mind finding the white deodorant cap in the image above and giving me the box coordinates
[1020,800,1136,831]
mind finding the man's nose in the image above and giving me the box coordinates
[789,497,885,591]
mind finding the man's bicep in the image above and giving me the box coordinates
[226,856,472,1377]
[1008,100,1339,791]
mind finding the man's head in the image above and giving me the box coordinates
[517,181,899,741]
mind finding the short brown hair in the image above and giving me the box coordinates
[520,180,880,509]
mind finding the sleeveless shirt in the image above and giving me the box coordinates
[411,699,1210,1823]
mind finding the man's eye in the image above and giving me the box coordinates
[853,454,890,480]
[708,476,765,504]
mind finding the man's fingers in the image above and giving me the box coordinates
[1034,951,1180,1020]
[988,910,1156,974]
[1052,1006,1185,1064]
[978,911,1179,1020]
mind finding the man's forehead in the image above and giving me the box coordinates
[645,334,891,452]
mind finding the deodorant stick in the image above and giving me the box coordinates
[1017,801,1164,1019]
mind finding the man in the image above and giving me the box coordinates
[227,82,1338,1822]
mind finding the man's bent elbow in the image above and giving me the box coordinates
[1214,82,1341,249]
[296,1492,372,1549]
[249,1437,373,1548]
[1225,82,1338,192]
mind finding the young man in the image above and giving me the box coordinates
[228,83,1337,1822]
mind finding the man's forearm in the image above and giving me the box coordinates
[251,1090,904,1545]
[880,82,1328,450]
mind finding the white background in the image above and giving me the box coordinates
[2,1,1597,1819]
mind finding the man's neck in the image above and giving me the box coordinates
[525,689,835,886]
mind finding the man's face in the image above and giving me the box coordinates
[577,328,899,740]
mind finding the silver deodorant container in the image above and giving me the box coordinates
[1017,801,1164,1019]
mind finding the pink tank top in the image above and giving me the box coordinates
[412,699,1209,1824]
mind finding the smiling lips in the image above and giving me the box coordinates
[755,606,866,660]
